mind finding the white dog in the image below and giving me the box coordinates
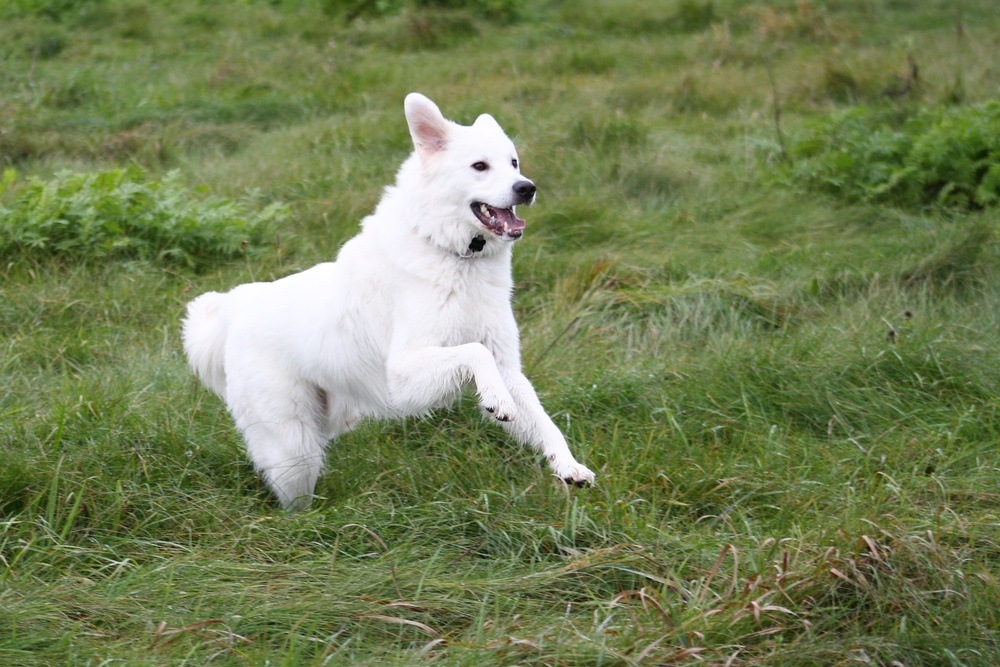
[182,93,595,509]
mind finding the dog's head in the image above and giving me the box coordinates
[403,93,535,252]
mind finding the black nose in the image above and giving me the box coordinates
[513,180,536,203]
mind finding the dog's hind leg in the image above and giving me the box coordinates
[228,375,328,510]
[242,419,326,510]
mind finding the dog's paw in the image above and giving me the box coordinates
[484,404,516,422]
[551,460,596,488]
[480,388,517,422]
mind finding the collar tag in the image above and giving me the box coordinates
[468,235,486,253]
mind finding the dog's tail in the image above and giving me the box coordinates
[182,292,229,398]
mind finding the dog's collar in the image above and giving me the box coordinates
[456,235,486,259]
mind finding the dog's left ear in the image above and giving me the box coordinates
[405,93,451,159]
[473,114,503,133]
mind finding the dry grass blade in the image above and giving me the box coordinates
[860,534,884,562]
[634,636,664,662]
[611,587,674,627]
[829,567,854,586]
[417,638,446,655]
[664,646,706,664]
[361,614,440,637]
[149,619,248,648]
[699,544,738,603]
[341,523,389,552]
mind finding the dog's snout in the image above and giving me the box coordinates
[513,180,536,203]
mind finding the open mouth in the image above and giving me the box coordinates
[471,202,525,239]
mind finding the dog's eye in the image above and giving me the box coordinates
[511,158,518,169]
[471,161,488,172]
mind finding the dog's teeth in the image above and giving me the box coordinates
[479,204,490,216]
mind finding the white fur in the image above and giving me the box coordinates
[182,93,595,509]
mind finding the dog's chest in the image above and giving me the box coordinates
[425,266,511,346]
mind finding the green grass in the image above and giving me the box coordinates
[2,0,999,665]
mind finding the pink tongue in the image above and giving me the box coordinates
[495,207,525,232]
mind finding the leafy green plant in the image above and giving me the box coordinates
[413,0,525,23]
[0,0,105,20]
[0,167,286,268]
[673,0,716,33]
[309,0,526,23]
[318,0,407,20]
[791,102,1000,209]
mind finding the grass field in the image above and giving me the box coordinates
[1,0,999,664]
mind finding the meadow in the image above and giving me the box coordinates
[1,0,998,664]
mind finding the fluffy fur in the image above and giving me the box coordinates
[182,93,595,509]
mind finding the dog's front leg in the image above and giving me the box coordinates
[387,343,518,421]
[494,371,596,487]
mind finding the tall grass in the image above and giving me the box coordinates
[1,1,998,665]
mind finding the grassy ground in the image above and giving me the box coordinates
[2,0,999,664]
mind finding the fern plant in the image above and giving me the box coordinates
[790,102,1000,209]
[0,167,287,268]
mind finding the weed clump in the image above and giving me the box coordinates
[0,0,103,21]
[791,102,1000,209]
[0,167,286,268]
[673,0,716,33]
[319,0,525,23]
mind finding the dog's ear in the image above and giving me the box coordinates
[473,114,503,133]
[405,93,450,158]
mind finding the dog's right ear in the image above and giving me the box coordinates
[405,93,450,159]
